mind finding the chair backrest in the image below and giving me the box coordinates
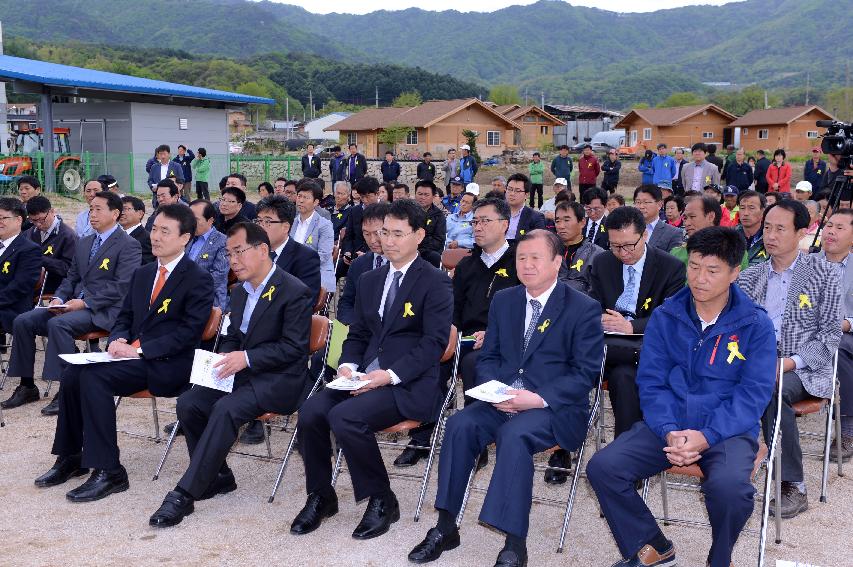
[441,248,471,271]
[310,315,331,355]
[227,268,238,288]
[33,267,47,304]
[441,325,458,363]
[314,287,328,314]
[202,307,223,341]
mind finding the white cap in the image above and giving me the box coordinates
[460,144,471,151]
[466,182,480,196]
[554,178,568,186]
[795,180,813,193]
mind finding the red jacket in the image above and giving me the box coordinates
[766,162,792,192]
[578,154,601,185]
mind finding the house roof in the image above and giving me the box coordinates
[616,104,736,128]
[729,105,834,127]
[325,98,520,132]
[544,104,624,119]
[505,105,564,125]
[493,104,521,115]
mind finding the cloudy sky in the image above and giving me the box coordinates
[269,0,739,14]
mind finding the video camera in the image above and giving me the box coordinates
[817,119,853,168]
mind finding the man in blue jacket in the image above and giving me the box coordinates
[587,226,777,567]
[651,143,677,189]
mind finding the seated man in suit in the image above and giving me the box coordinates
[580,187,610,249]
[32,204,213,502]
[187,199,229,311]
[337,202,391,326]
[26,195,77,295]
[119,196,154,265]
[293,179,336,292]
[214,187,250,235]
[290,199,452,540]
[145,180,183,232]
[504,173,546,242]
[413,180,447,267]
[738,199,841,519]
[148,222,313,527]
[341,177,381,267]
[588,206,685,438]
[588,227,777,567]
[222,174,257,220]
[555,200,604,296]
[4,191,141,415]
[407,229,603,567]
[634,184,685,252]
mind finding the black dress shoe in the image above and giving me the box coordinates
[290,491,339,535]
[408,527,461,563]
[41,394,60,416]
[1,384,40,409]
[239,419,265,445]
[394,445,428,468]
[34,455,89,488]
[477,449,489,471]
[544,449,571,485]
[163,421,184,437]
[352,492,400,540]
[494,549,528,567]
[198,469,237,501]
[149,490,195,528]
[66,466,129,503]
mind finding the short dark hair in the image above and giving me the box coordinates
[18,175,40,189]
[415,179,438,195]
[332,145,341,152]
[686,226,746,269]
[256,194,296,225]
[386,198,426,232]
[756,149,766,156]
[663,195,685,214]
[608,194,625,206]
[737,190,766,208]
[363,202,392,224]
[348,143,357,149]
[85,178,108,192]
[461,192,478,203]
[155,203,196,237]
[506,173,531,193]
[581,187,608,206]
[691,142,706,153]
[558,144,569,151]
[831,208,853,225]
[284,179,297,189]
[604,205,645,235]
[634,184,662,202]
[178,144,187,151]
[258,182,274,195]
[222,186,246,204]
[275,177,288,184]
[198,147,207,157]
[385,150,393,156]
[532,151,540,157]
[517,229,562,259]
[93,191,123,212]
[763,200,810,231]
[354,176,380,196]
[706,144,717,155]
[694,195,723,225]
[0,197,26,219]
[482,190,506,201]
[657,143,667,150]
[156,179,179,196]
[554,190,574,205]
[25,195,52,216]
[555,200,585,222]
[121,195,145,213]
[190,199,217,220]
[227,172,247,187]
[773,148,786,159]
[218,176,228,191]
[155,144,170,154]
[227,221,271,250]
[473,196,510,220]
[296,178,323,202]
[423,152,432,158]
[393,183,410,194]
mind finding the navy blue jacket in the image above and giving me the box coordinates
[724,161,754,192]
[0,232,42,330]
[637,284,777,447]
[509,206,546,242]
[173,150,194,182]
[275,238,321,294]
[337,250,378,326]
[380,160,401,182]
[804,159,827,190]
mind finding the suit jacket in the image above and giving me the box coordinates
[342,153,368,183]
[128,225,154,265]
[29,219,77,294]
[582,218,610,249]
[0,232,42,330]
[189,228,229,310]
[589,246,686,334]
[292,213,336,291]
[222,267,314,414]
[301,154,322,178]
[477,282,604,451]
[562,240,605,295]
[337,251,381,326]
[109,256,214,397]
[276,238,321,294]
[738,253,842,399]
[54,227,142,331]
[680,160,721,192]
[510,206,546,241]
[341,204,367,257]
[648,220,684,252]
[420,204,447,255]
[341,256,453,421]
[147,161,185,190]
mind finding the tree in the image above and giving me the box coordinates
[461,129,481,163]
[236,81,274,122]
[823,87,853,122]
[488,85,521,106]
[378,123,415,154]
[657,91,705,108]
[392,91,423,107]
[631,102,651,109]
[710,86,780,116]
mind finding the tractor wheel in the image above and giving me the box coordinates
[57,163,83,194]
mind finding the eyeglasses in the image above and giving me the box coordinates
[380,229,415,240]
[470,218,507,227]
[506,188,527,194]
[610,234,644,254]
[252,218,287,227]
[29,214,50,224]
[224,244,259,260]
[633,200,659,207]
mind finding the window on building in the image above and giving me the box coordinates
[540,126,549,135]
[806,130,818,139]
[487,131,501,146]
[513,130,521,146]
[643,128,652,140]
[347,132,358,146]
[742,127,749,135]
[630,130,638,146]
[406,130,418,145]
[702,132,714,139]
[758,129,769,140]
[523,116,537,123]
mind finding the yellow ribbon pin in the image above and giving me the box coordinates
[600,224,606,233]
[44,246,54,255]
[306,235,313,245]
[538,319,550,333]
[201,253,209,259]
[157,298,171,314]
[520,230,526,236]
[262,285,275,301]
[99,258,110,270]
[427,219,432,225]
[705,175,711,182]
[642,297,652,311]
[337,213,343,219]
[495,268,508,278]
[570,259,584,271]
[757,249,767,258]
[726,341,746,364]
[1,261,9,274]
[798,293,812,309]
[402,302,415,317]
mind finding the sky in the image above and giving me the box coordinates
[267,0,739,15]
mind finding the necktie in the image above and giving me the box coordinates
[587,221,596,241]
[614,265,637,315]
[382,270,402,321]
[150,265,168,305]
[88,235,102,262]
[374,255,383,270]
[505,298,542,417]
[0,242,5,253]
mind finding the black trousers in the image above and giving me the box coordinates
[605,346,642,438]
[579,183,595,194]
[195,181,210,200]
[297,387,405,501]
[529,184,543,209]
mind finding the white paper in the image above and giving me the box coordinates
[58,352,136,365]
[465,380,517,403]
[189,349,234,393]
[604,331,644,336]
[220,314,231,335]
[326,372,370,391]
[35,304,69,309]
[776,562,822,567]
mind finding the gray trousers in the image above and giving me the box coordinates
[8,308,99,382]
[762,371,808,483]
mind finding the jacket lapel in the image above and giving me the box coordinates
[245,271,282,340]
[0,234,20,265]
[636,248,658,314]
[87,229,121,274]
[521,284,564,364]
[144,258,190,324]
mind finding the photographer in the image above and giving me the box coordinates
[821,153,852,208]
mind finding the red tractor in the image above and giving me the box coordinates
[0,126,84,193]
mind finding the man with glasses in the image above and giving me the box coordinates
[26,195,77,295]
[581,187,610,249]
[119,196,154,265]
[602,150,621,194]
[214,187,250,235]
[588,206,685,438]
[633,185,684,252]
[290,199,452,540]
[505,173,545,242]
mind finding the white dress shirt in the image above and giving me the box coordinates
[0,232,18,253]
[523,277,559,407]
[124,223,142,235]
[239,263,277,367]
[481,241,509,269]
[272,238,288,263]
[293,212,314,244]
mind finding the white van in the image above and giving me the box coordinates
[591,130,625,152]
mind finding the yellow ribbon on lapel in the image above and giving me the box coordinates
[262,285,275,301]
[495,268,508,278]
[757,249,767,258]
[44,246,54,255]
[705,175,711,183]
[306,235,313,245]
[427,219,432,225]
[600,224,606,233]
[726,341,746,364]
[519,229,526,236]
[157,298,171,314]
[336,213,343,220]
[798,293,812,309]
[99,258,110,270]
[570,259,584,271]
[201,253,209,259]
[402,302,414,317]
[1,261,9,274]
[642,297,652,311]
[538,319,550,333]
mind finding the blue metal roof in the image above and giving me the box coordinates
[0,55,275,105]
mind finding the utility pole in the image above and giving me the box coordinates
[309,90,313,121]
[0,22,9,153]
[375,85,379,108]
[285,98,290,141]
[524,88,528,106]
[805,71,810,105]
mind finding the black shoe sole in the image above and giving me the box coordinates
[35,467,89,488]
[149,507,194,528]
[198,480,237,501]
[408,535,461,564]
[66,480,130,503]
[394,455,425,468]
[238,435,265,445]
[290,502,339,535]
[1,393,41,409]
[352,506,400,540]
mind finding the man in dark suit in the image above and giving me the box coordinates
[504,173,545,242]
[344,143,368,183]
[223,174,257,220]
[414,179,447,267]
[119,196,154,264]
[148,222,313,527]
[214,187,250,235]
[146,144,184,208]
[407,229,603,567]
[290,199,452,540]
[26,195,77,295]
[145,180,184,233]
[337,202,391,326]
[634,184,684,252]
[581,187,610,249]
[341,177,381,267]
[0,197,42,330]
[3,192,141,415]
[188,199,229,311]
[302,143,322,178]
[33,205,213,502]
[589,206,685,438]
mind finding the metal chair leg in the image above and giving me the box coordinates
[330,447,344,488]
[660,471,670,526]
[44,379,53,398]
[263,421,272,459]
[269,426,300,503]
[835,396,844,478]
[455,454,480,528]
[414,417,444,522]
[153,419,181,480]
[641,477,650,502]
[774,439,782,544]
[0,404,5,426]
[820,393,834,503]
[557,406,596,553]
[151,398,161,443]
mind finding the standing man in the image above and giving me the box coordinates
[681,143,721,193]
[119,196,154,265]
[754,149,771,194]
[601,149,621,194]
[442,149,459,192]
[735,190,769,266]
[173,145,195,201]
[581,187,610,250]
[380,151,401,184]
[528,152,545,209]
[417,152,436,182]
[633,185,684,252]
[193,148,211,200]
[302,143,322,179]
[187,199,229,310]
[329,146,345,186]
[504,173,546,242]
[706,144,724,173]
[578,144,601,193]
[414,180,447,268]
[804,147,827,190]
[551,145,574,193]
[725,148,754,194]
[672,147,688,195]
[459,145,478,184]
[147,145,184,208]
[293,179,336,292]
[26,195,77,295]
[345,144,367,184]
[651,143,677,190]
